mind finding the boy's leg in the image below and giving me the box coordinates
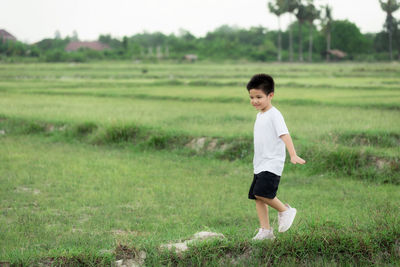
[255,199,270,229]
[256,195,297,232]
[255,195,287,212]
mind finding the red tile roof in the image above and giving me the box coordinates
[327,49,347,58]
[0,29,17,42]
[65,41,110,51]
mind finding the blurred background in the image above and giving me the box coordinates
[1,0,399,62]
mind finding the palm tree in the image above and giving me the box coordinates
[295,1,308,61]
[268,1,286,61]
[283,0,298,62]
[379,0,400,60]
[321,5,333,62]
[305,3,320,62]
[395,19,400,60]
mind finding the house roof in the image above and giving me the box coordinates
[327,49,347,58]
[65,41,110,51]
[0,29,17,41]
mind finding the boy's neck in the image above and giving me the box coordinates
[260,104,273,113]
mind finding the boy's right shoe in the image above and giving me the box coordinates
[252,228,275,241]
[278,204,297,232]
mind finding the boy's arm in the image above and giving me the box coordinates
[280,133,306,164]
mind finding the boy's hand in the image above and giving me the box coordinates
[280,134,306,165]
[290,155,306,165]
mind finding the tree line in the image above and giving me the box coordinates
[267,0,400,62]
[1,0,399,62]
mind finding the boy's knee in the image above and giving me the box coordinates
[255,195,275,202]
[255,195,266,202]
[254,197,263,202]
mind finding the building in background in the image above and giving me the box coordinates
[65,41,110,52]
[0,29,17,42]
[326,49,347,60]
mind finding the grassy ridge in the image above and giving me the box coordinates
[13,90,400,110]
[1,62,400,78]
[1,116,399,185]
[0,93,399,140]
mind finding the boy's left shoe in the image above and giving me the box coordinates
[278,204,297,232]
[252,228,275,241]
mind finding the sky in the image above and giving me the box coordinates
[1,0,397,44]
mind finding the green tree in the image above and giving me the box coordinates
[295,0,308,61]
[54,30,61,40]
[330,20,372,57]
[305,2,320,62]
[379,0,400,60]
[98,34,122,50]
[0,40,28,57]
[33,38,70,52]
[71,30,79,41]
[321,5,333,61]
[283,0,298,61]
[268,0,286,61]
[394,19,400,59]
[122,36,128,52]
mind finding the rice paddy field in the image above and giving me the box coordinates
[0,62,399,266]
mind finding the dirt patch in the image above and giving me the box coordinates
[206,138,218,150]
[36,255,107,267]
[15,186,41,195]
[336,132,400,148]
[77,214,90,224]
[219,143,231,151]
[395,239,400,258]
[45,124,55,132]
[111,229,140,236]
[185,137,244,154]
[71,227,83,233]
[185,137,207,151]
[115,244,146,267]
[368,156,399,172]
[160,231,225,254]
[224,247,253,266]
[376,159,386,170]
[186,137,223,151]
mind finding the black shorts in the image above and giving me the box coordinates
[248,171,281,200]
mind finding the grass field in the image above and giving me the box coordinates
[0,62,399,266]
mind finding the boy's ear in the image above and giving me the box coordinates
[269,92,274,98]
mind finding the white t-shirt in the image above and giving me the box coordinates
[253,106,289,176]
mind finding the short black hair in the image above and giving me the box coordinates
[246,74,274,95]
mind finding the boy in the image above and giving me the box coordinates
[247,74,306,241]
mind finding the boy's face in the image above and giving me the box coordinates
[249,89,273,112]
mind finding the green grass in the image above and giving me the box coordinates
[1,116,398,184]
[0,93,399,139]
[1,135,399,265]
[0,61,399,265]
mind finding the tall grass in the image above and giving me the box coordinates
[1,116,399,183]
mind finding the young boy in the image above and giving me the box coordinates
[247,74,306,241]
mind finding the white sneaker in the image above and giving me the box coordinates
[252,228,275,241]
[278,204,297,232]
